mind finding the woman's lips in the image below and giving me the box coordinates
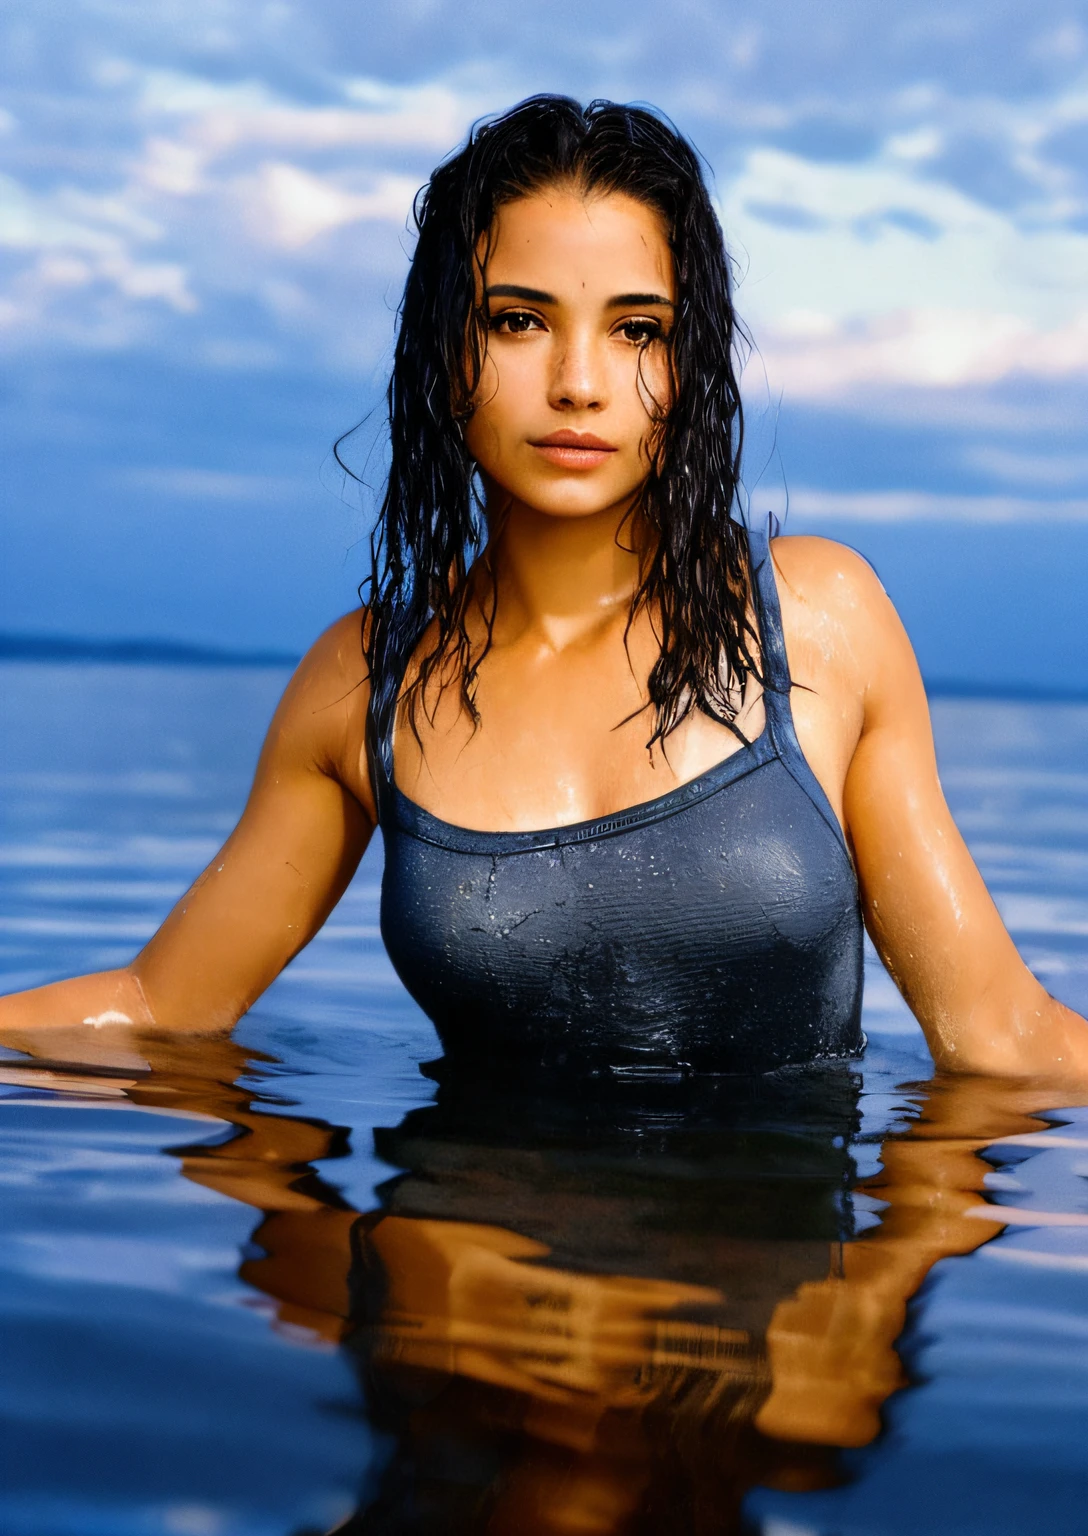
[530,431,618,470]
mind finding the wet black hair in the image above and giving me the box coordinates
[352,94,757,752]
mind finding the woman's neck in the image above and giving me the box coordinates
[481,495,646,653]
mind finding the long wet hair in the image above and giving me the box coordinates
[355,95,757,752]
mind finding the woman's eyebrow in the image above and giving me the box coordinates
[484,285,675,308]
[609,292,675,308]
[485,284,555,303]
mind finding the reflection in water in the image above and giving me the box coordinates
[347,1066,860,1535]
[0,1028,1058,1535]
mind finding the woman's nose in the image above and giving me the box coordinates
[549,331,606,411]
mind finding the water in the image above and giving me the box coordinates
[2,661,1088,1535]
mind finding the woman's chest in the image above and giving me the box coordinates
[387,642,856,840]
[389,634,770,834]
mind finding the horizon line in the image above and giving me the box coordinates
[0,633,300,668]
[1,632,1085,705]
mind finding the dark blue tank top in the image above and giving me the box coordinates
[371,528,864,1076]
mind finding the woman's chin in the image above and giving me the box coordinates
[486,481,642,525]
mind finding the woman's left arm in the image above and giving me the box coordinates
[776,536,1088,1078]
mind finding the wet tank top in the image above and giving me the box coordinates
[370,527,865,1076]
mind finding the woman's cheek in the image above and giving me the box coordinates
[463,406,503,476]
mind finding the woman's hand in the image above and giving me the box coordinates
[775,535,1088,1080]
[0,612,375,1038]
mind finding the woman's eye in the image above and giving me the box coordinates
[490,310,541,334]
[617,319,664,345]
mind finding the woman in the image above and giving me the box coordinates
[0,95,1084,1079]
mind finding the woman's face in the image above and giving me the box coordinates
[464,186,677,522]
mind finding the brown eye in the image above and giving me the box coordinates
[490,310,542,334]
[618,319,664,345]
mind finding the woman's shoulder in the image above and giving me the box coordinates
[282,609,370,715]
[767,532,884,607]
[296,608,371,691]
[768,533,892,635]
[766,533,912,700]
[268,609,372,785]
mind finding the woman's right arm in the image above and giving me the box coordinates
[0,612,376,1034]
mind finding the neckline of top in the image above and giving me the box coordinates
[390,725,778,852]
[380,524,794,850]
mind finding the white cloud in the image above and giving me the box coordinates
[0,173,118,254]
[116,66,484,222]
[783,489,1088,522]
[118,468,303,499]
[139,137,205,196]
[726,145,1088,333]
[124,66,481,171]
[752,307,1088,398]
[96,253,196,310]
[0,172,198,331]
[885,126,944,162]
[1032,22,1088,63]
[962,445,1088,487]
[252,163,418,248]
[0,62,489,353]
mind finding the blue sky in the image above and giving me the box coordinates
[2,1,1087,685]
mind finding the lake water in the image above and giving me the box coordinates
[3,661,1088,1535]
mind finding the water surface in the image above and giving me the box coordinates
[2,662,1088,1535]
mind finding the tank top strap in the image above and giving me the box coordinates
[746,522,847,850]
[746,523,791,703]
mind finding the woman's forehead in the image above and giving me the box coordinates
[480,189,675,296]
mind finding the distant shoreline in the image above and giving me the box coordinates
[0,634,299,668]
[923,681,1088,703]
[0,634,1084,703]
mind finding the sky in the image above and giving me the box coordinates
[2,0,1088,686]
